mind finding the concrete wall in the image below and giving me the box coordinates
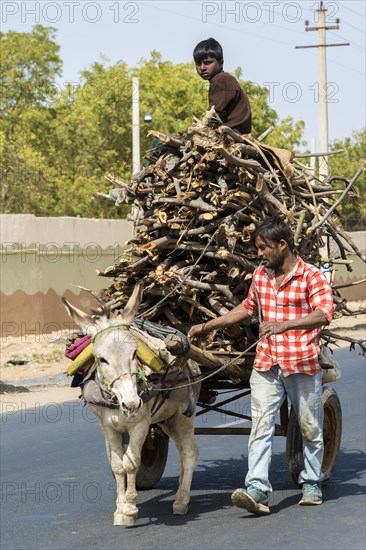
[1,215,133,337]
[332,231,366,301]
[0,214,133,248]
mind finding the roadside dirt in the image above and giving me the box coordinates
[1,302,365,409]
[0,330,81,409]
[1,330,72,386]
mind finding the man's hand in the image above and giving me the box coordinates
[260,321,288,339]
[188,304,250,343]
[188,324,206,344]
[259,310,329,339]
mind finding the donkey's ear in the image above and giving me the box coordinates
[122,281,144,322]
[62,297,97,333]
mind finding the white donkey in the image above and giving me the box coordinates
[63,282,200,526]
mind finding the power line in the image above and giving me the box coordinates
[328,30,365,51]
[142,1,365,50]
[140,1,364,77]
[139,1,296,48]
[340,3,366,18]
[342,20,366,33]
[325,56,365,76]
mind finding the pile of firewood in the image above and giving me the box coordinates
[96,108,365,359]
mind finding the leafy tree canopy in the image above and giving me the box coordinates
[1,26,361,223]
[328,129,366,230]
[1,26,63,214]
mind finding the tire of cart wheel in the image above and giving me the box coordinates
[105,427,169,490]
[286,386,342,487]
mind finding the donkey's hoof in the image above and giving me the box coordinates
[173,503,188,515]
[122,513,138,526]
[113,513,124,526]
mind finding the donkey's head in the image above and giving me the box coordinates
[63,283,144,415]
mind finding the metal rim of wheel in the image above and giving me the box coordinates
[286,386,342,487]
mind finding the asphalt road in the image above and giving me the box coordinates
[1,348,365,550]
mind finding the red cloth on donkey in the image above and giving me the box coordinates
[65,335,91,360]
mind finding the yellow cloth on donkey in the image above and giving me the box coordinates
[66,340,166,376]
[67,343,94,375]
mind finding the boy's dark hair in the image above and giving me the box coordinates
[253,216,294,252]
[193,38,223,64]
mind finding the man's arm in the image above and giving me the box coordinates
[261,267,333,339]
[260,309,329,339]
[188,303,250,342]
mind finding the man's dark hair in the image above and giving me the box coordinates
[193,38,223,64]
[253,216,294,252]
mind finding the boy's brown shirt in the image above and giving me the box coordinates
[209,70,252,134]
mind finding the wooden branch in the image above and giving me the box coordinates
[321,330,366,354]
[294,149,344,158]
[164,334,251,378]
[147,130,184,148]
[307,163,366,234]
[152,197,217,212]
[177,295,217,319]
[333,278,366,290]
[179,278,240,306]
[218,126,246,142]
[257,126,275,141]
[256,173,291,219]
[216,147,265,171]
[328,220,366,263]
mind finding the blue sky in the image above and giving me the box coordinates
[2,1,365,149]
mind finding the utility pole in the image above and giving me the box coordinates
[315,3,329,179]
[296,1,349,180]
[132,77,140,174]
[310,137,316,174]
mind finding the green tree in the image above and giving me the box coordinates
[233,69,305,150]
[1,28,306,217]
[48,61,132,217]
[0,25,62,213]
[328,129,366,230]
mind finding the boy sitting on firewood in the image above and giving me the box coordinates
[193,37,252,135]
[147,38,252,165]
[109,38,252,199]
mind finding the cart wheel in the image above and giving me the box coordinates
[286,386,342,487]
[105,427,169,490]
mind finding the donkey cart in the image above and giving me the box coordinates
[111,331,342,492]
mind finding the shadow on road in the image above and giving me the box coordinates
[134,447,365,525]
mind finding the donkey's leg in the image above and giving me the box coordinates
[121,420,150,525]
[163,415,199,515]
[100,425,126,526]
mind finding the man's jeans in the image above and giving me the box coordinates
[245,367,324,493]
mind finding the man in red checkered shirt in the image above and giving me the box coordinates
[188,216,334,514]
